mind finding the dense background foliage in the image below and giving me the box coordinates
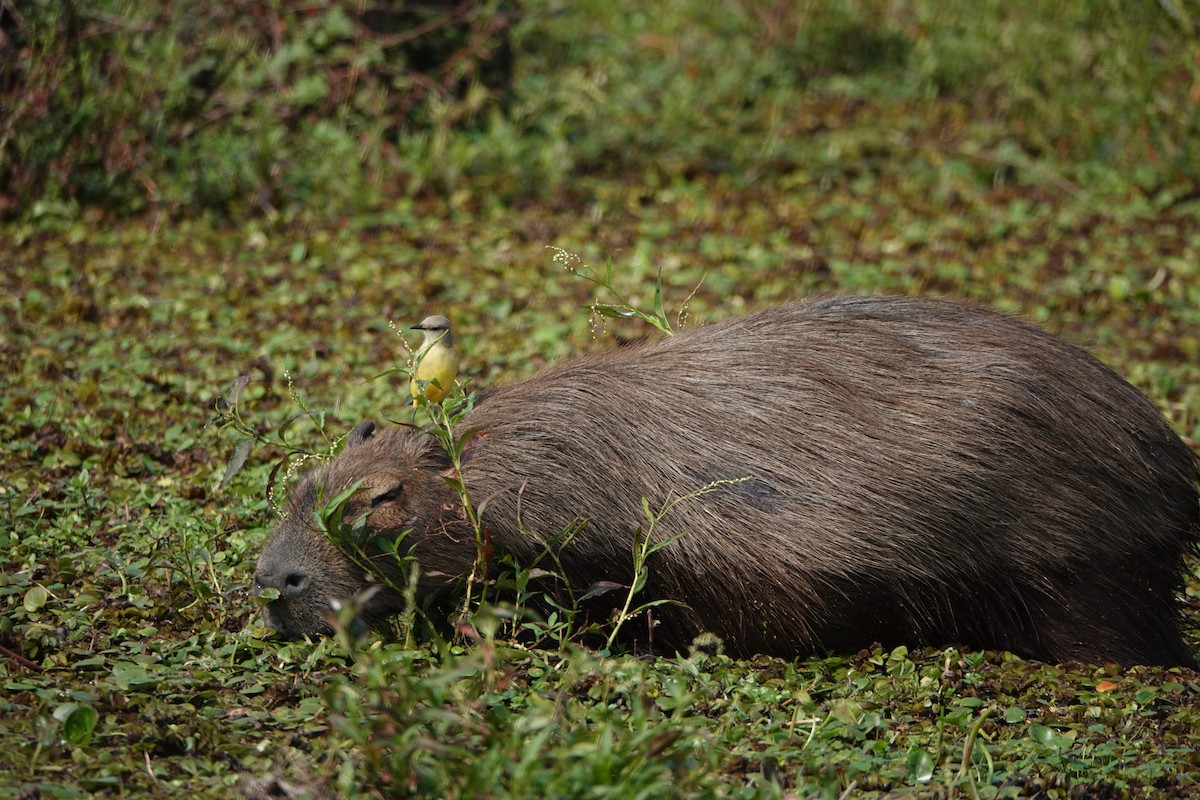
[2,0,1199,797]
[4,0,1199,218]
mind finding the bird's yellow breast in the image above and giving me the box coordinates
[411,341,458,404]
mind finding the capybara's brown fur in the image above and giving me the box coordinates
[255,296,1200,666]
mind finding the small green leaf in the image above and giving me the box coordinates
[110,662,155,691]
[224,374,250,408]
[591,305,638,319]
[1003,707,1027,724]
[1027,722,1057,745]
[907,748,934,782]
[23,585,48,612]
[578,581,626,603]
[62,704,99,746]
[219,436,254,490]
[652,266,671,333]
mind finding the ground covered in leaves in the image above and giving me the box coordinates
[3,1,1200,797]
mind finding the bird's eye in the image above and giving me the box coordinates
[371,486,404,506]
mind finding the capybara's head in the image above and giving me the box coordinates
[253,421,468,638]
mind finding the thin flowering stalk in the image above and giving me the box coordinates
[549,246,677,336]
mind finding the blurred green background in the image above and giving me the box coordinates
[2,1,1199,797]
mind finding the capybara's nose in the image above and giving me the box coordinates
[254,568,311,600]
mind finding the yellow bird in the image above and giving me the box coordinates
[409,315,458,405]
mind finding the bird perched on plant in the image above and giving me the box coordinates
[409,315,458,405]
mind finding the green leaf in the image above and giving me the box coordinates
[23,585,48,612]
[1027,722,1050,743]
[110,662,156,691]
[907,749,934,782]
[591,305,638,319]
[225,374,250,408]
[578,580,626,603]
[219,436,254,490]
[62,703,99,746]
[1003,706,1027,724]
[316,479,366,541]
[652,266,670,333]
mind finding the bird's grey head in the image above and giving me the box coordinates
[411,315,453,343]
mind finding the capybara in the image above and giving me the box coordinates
[254,296,1200,666]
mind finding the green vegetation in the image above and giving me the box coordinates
[2,0,1200,797]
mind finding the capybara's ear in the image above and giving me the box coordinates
[347,421,377,448]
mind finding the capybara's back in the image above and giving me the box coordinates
[256,296,1200,666]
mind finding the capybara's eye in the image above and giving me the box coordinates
[371,486,405,507]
